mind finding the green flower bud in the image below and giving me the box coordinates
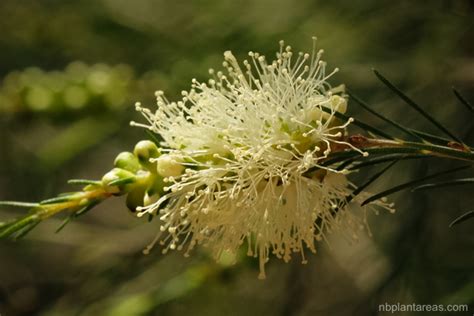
[114,151,141,173]
[134,140,160,163]
[126,186,146,212]
[125,185,161,213]
[101,168,137,195]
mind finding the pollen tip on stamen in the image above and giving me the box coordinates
[224,50,235,60]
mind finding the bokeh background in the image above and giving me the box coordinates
[1,1,473,315]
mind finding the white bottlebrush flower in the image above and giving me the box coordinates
[132,38,394,279]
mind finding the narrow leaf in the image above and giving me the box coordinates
[347,159,398,204]
[449,211,474,227]
[75,201,100,217]
[68,179,101,186]
[409,129,451,145]
[412,178,474,191]
[349,154,426,171]
[374,69,464,144]
[40,196,76,205]
[0,215,40,239]
[336,156,360,171]
[348,91,423,141]
[362,165,471,206]
[55,201,100,233]
[320,152,360,167]
[55,215,73,233]
[401,141,474,162]
[0,201,40,208]
[14,220,41,240]
[108,177,135,187]
[452,87,474,112]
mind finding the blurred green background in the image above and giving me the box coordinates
[1,1,473,315]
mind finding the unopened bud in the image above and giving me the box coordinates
[330,95,347,114]
[134,140,160,162]
[126,186,146,212]
[114,151,141,173]
[102,168,136,195]
[157,154,184,177]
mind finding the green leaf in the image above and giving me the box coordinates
[55,215,73,233]
[347,159,399,204]
[68,179,102,186]
[108,176,136,187]
[402,141,474,162]
[75,201,100,217]
[0,201,40,208]
[408,129,451,145]
[349,154,426,171]
[321,153,360,168]
[412,178,474,191]
[314,147,422,174]
[449,211,474,227]
[373,69,464,144]
[40,195,77,205]
[0,214,40,239]
[336,156,360,171]
[362,165,471,206]
[13,220,41,240]
[55,201,101,233]
[348,91,423,141]
[452,87,474,113]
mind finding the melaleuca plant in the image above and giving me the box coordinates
[1,38,473,279]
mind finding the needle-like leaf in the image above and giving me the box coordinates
[362,165,471,206]
[55,215,73,233]
[373,69,464,144]
[349,154,426,171]
[0,214,40,239]
[108,177,135,187]
[348,91,423,141]
[347,159,399,204]
[68,179,102,186]
[449,210,474,227]
[411,178,474,191]
[0,201,40,208]
[14,220,41,240]
[452,87,474,112]
[408,129,452,145]
[40,195,77,205]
